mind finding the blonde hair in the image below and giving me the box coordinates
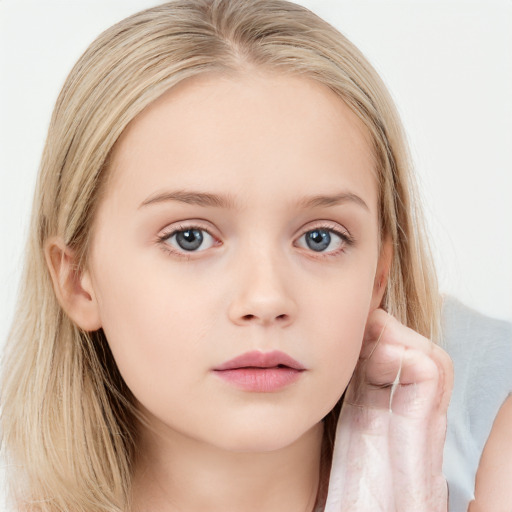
[1,1,440,510]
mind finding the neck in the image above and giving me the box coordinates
[131,420,324,512]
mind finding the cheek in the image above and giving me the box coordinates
[304,256,376,352]
[91,250,221,401]
[88,229,379,450]
[296,264,377,419]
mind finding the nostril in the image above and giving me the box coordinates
[241,313,288,322]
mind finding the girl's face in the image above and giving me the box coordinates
[85,71,389,452]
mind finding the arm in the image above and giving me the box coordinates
[468,394,512,512]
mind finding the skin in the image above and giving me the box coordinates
[468,394,512,512]
[45,70,453,512]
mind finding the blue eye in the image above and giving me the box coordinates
[297,228,349,253]
[305,229,331,251]
[159,224,351,258]
[163,228,216,252]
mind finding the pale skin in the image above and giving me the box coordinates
[46,70,453,511]
[468,394,512,512]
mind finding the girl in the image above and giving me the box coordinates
[1,0,479,510]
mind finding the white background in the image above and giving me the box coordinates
[1,0,511,356]
[0,1,511,510]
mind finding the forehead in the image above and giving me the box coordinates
[104,70,377,214]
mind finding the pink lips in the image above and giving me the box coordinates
[213,350,305,392]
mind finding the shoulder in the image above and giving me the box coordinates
[468,393,512,512]
[440,296,512,511]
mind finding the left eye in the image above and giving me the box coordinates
[163,228,216,252]
[296,228,346,253]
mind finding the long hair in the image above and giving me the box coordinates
[1,1,440,510]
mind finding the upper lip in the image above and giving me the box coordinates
[214,350,306,371]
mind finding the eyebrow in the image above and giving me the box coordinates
[139,189,369,212]
[139,190,238,209]
[297,192,369,211]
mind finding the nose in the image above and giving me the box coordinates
[227,251,297,328]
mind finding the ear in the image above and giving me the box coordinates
[44,237,102,331]
[370,235,393,311]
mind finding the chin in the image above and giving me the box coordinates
[208,418,323,454]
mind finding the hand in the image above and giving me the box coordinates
[324,309,454,512]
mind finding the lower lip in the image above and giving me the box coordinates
[214,367,304,392]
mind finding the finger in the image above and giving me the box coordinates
[363,309,453,414]
[353,337,438,413]
[348,310,403,410]
[352,344,442,417]
[390,348,439,418]
[358,308,391,362]
[364,309,434,354]
[345,342,404,410]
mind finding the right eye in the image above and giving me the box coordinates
[159,226,217,253]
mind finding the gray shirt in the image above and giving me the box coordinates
[442,296,512,511]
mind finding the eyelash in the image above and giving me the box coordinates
[156,222,355,260]
[296,223,355,260]
[156,223,217,260]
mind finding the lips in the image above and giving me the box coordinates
[214,350,305,371]
[213,350,305,392]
